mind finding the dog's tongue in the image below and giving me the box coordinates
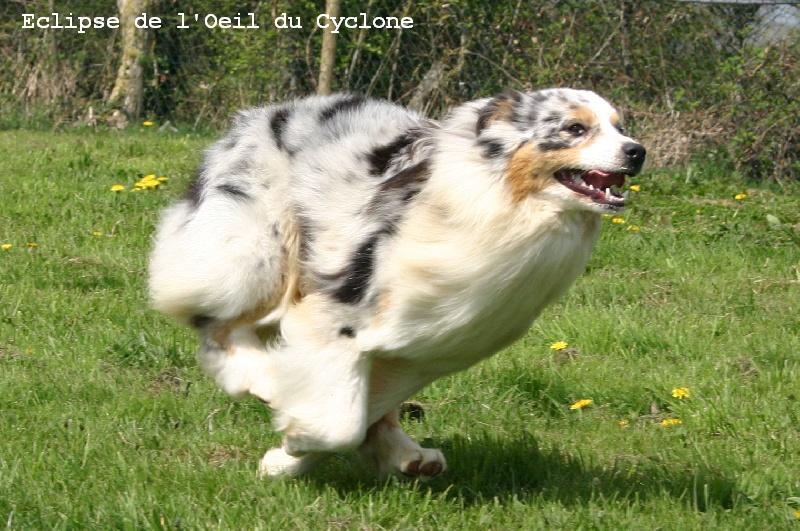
[583,170,625,189]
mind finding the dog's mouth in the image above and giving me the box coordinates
[554,169,629,210]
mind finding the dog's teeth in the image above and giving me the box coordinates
[604,188,611,199]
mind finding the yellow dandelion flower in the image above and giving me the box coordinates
[602,214,612,219]
[550,341,568,351]
[794,509,800,520]
[110,184,125,192]
[660,418,682,427]
[143,120,155,127]
[671,387,690,400]
[627,225,640,232]
[618,419,630,428]
[26,242,38,249]
[611,217,626,225]
[1,243,12,251]
[134,174,162,190]
[629,184,641,192]
[734,193,747,201]
[569,399,593,410]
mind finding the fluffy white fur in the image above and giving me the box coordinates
[148,89,644,479]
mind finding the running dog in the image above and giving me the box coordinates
[148,89,646,479]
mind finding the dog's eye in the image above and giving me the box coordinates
[566,123,586,136]
[616,124,626,135]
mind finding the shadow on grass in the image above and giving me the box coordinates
[309,432,742,511]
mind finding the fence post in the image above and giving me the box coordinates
[317,0,341,95]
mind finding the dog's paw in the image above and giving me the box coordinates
[258,447,318,478]
[399,448,447,481]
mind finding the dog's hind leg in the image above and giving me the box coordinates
[193,319,276,399]
[359,409,447,480]
[256,296,372,476]
[256,338,370,478]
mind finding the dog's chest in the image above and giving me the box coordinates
[369,211,600,371]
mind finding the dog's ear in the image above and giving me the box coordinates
[476,89,523,136]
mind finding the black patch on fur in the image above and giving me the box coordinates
[476,102,495,136]
[272,222,280,238]
[339,326,355,338]
[320,96,364,122]
[270,108,291,152]
[297,214,314,260]
[538,140,570,151]
[332,229,393,305]
[543,113,561,124]
[379,159,430,195]
[479,139,505,159]
[216,183,250,200]
[532,91,550,103]
[367,133,414,176]
[190,314,214,329]
[184,171,205,207]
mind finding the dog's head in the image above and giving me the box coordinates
[475,88,645,212]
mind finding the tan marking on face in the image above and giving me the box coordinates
[506,143,552,203]
[568,105,599,130]
[609,110,620,128]
[505,128,603,203]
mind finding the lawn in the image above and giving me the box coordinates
[1,128,799,529]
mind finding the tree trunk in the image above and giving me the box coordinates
[108,0,152,124]
[317,0,340,95]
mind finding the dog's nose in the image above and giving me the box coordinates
[623,142,646,165]
[622,142,646,174]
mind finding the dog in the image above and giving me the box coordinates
[148,88,645,479]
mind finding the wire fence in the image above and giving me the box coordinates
[1,0,798,177]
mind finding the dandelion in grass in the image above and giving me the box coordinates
[629,184,641,192]
[26,242,38,249]
[1,243,12,251]
[569,399,593,410]
[627,225,640,232]
[611,217,625,225]
[110,184,125,192]
[143,120,155,127]
[734,192,747,201]
[92,230,103,237]
[550,340,568,351]
[671,387,690,400]
[618,419,630,428]
[134,174,163,190]
[794,509,800,520]
[660,418,682,427]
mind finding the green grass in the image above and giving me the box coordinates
[1,128,799,530]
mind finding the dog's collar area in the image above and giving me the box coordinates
[554,169,628,210]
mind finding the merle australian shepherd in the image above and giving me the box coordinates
[149,89,646,479]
